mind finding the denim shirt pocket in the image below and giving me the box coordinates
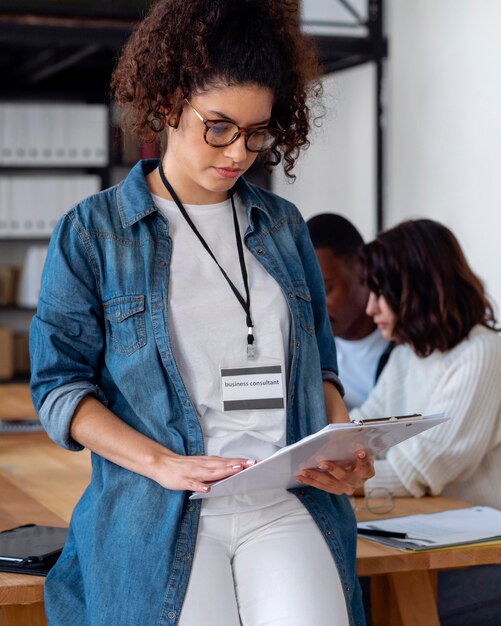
[103,294,147,356]
[292,280,315,336]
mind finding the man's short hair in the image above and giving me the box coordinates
[307,213,364,259]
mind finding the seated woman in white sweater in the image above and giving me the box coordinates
[351,218,501,507]
[352,219,501,626]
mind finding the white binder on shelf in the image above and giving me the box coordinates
[190,414,448,500]
[0,174,101,238]
[0,103,108,167]
[16,245,48,309]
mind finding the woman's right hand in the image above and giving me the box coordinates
[150,452,257,493]
[70,396,256,494]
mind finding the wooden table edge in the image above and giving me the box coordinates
[0,573,45,606]
[356,538,501,576]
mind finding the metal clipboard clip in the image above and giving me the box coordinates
[352,413,422,426]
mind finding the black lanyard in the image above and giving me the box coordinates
[158,165,255,358]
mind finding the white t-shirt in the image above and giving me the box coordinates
[335,329,389,410]
[153,193,292,514]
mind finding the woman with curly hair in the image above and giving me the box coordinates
[30,1,372,624]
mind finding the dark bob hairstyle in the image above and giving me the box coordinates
[111,0,322,179]
[359,219,498,357]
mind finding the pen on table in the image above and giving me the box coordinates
[357,527,408,539]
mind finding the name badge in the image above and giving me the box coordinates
[220,365,285,411]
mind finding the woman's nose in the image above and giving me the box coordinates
[366,291,378,316]
[223,134,248,163]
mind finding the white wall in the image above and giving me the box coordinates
[272,65,376,243]
[275,0,501,313]
[386,0,501,313]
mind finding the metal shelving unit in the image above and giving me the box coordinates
[302,0,387,230]
[0,1,387,224]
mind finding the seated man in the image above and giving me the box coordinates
[307,213,392,410]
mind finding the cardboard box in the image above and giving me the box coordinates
[14,333,31,374]
[0,266,20,306]
[0,326,15,379]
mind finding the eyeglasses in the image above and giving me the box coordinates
[184,98,281,153]
[350,487,394,515]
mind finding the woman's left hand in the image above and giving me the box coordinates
[295,449,375,495]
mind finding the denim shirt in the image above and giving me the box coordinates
[30,160,365,626]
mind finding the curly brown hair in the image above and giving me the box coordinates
[359,219,499,357]
[111,0,322,179]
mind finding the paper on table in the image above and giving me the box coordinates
[190,413,447,500]
[357,506,501,551]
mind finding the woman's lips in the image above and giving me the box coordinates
[215,167,242,179]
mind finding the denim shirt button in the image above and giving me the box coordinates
[182,553,191,561]
[287,292,294,299]
[188,505,196,513]
[256,248,264,254]
[167,610,176,620]
[295,341,300,349]
[325,530,333,536]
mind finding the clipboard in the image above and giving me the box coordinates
[190,413,447,500]
[0,524,68,576]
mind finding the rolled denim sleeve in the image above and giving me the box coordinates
[321,369,344,396]
[30,210,106,450]
[38,383,108,451]
[295,217,344,397]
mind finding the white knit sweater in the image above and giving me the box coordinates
[350,326,501,508]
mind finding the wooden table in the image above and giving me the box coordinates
[0,433,90,626]
[356,497,501,626]
[1,433,500,626]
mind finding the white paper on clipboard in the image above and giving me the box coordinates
[189,413,447,500]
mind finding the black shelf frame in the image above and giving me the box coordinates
[0,1,154,20]
[0,13,136,102]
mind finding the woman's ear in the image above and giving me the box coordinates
[167,114,180,129]
[147,106,179,133]
[160,94,184,129]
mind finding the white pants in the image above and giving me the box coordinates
[178,495,350,626]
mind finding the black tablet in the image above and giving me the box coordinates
[0,524,68,564]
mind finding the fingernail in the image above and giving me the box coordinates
[231,464,243,470]
[357,450,366,459]
[202,485,210,492]
[317,462,328,470]
[245,459,257,466]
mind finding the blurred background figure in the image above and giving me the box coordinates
[353,218,501,626]
[353,218,501,506]
[307,213,392,410]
